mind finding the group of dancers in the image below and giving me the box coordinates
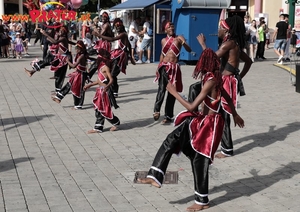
[24,14,252,211]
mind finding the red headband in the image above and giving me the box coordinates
[165,22,172,30]
[115,21,123,27]
[102,12,108,18]
[220,20,230,30]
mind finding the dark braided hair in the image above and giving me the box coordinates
[225,15,246,49]
[193,48,222,91]
[97,48,111,68]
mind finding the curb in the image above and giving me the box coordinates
[273,63,296,76]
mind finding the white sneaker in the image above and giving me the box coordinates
[277,60,283,65]
[145,60,150,63]
[277,55,283,63]
[136,60,143,64]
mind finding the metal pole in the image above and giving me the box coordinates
[286,0,299,28]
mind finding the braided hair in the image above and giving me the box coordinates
[113,18,126,33]
[193,48,222,91]
[225,15,246,49]
[97,48,111,68]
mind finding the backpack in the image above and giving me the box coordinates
[147,22,153,37]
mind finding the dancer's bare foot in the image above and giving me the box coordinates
[24,68,34,77]
[137,178,161,188]
[215,152,231,159]
[110,126,118,131]
[186,203,209,211]
[51,96,61,104]
[87,129,102,134]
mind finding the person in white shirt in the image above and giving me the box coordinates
[128,17,141,61]
[136,16,153,64]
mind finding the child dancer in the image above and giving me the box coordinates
[84,48,120,133]
[51,40,88,110]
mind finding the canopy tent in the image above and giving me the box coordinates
[110,0,161,11]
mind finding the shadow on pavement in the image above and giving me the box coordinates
[1,115,54,131]
[234,122,300,156]
[0,157,35,172]
[169,162,300,207]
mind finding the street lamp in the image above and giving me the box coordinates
[285,0,300,27]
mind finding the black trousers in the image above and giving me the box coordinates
[56,72,87,108]
[256,41,265,58]
[111,59,121,96]
[154,66,176,120]
[147,118,210,204]
[87,60,98,80]
[54,64,68,92]
[220,109,233,156]
[94,110,120,131]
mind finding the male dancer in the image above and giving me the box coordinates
[153,22,191,124]
[89,12,114,81]
[40,26,73,93]
[197,15,252,158]
[138,49,244,211]
[51,40,88,110]
[84,48,120,133]
[96,18,135,98]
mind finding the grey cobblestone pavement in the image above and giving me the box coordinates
[0,45,300,212]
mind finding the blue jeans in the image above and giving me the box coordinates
[274,39,287,50]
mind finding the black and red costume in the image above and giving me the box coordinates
[146,73,224,206]
[110,40,128,97]
[91,63,120,132]
[54,53,87,109]
[153,35,182,121]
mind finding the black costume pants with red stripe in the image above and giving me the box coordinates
[154,66,176,120]
[147,118,210,205]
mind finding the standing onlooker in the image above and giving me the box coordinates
[82,20,91,39]
[247,19,258,62]
[283,14,292,62]
[290,28,298,54]
[136,16,153,64]
[244,15,251,55]
[14,32,24,59]
[128,17,141,61]
[256,21,266,60]
[272,14,289,64]
[0,25,10,58]
[265,31,270,49]
[256,17,268,60]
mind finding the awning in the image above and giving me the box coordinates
[110,0,161,11]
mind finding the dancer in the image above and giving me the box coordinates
[51,40,88,110]
[153,22,191,124]
[96,18,135,98]
[84,48,120,133]
[138,49,244,211]
[197,15,252,158]
[41,25,73,93]
[89,12,115,81]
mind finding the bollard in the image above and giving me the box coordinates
[296,64,300,93]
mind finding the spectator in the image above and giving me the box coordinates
[256,17,268,60]
[283,14,292,62]
[136,16,153,64]
[82,20,91,39]
[246,19,258,62]
[256,21,266,60]
[128,17,141,61]
[290,28,298,54]
[272,14,289,64]
[244,15,251,55]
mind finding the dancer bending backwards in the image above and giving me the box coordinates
[96,18,135,98]
[153,22,191,124]
[197,15,252,158]
[84,48,120,133]
[138,49,244,211]
[51,40,88,110]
